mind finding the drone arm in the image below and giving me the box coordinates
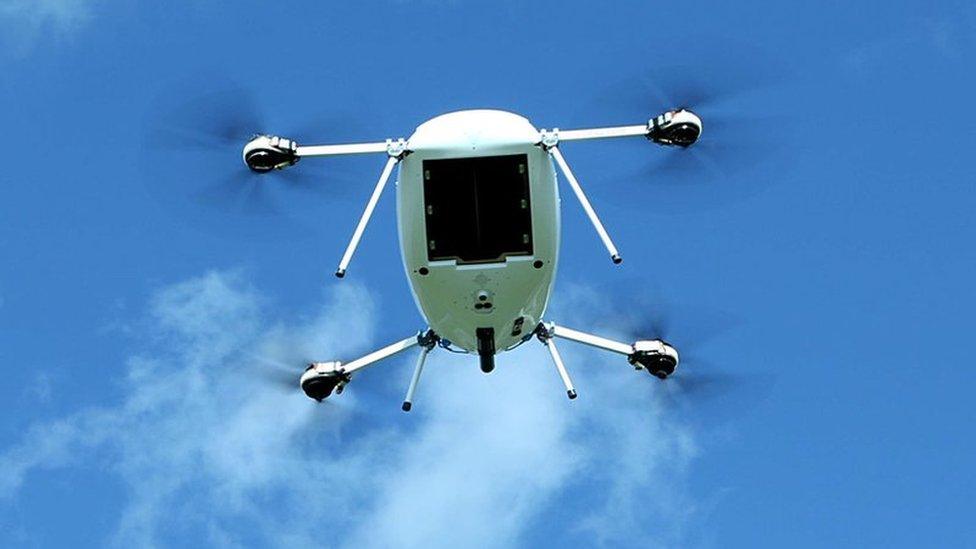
[342,333,421,375]
[548,323,634,356]
[553,124,649,142]
[546,146,623,264]
[296,141,392,157]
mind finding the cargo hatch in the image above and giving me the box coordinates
[422,154,533,264]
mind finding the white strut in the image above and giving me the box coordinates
[549,324,633,356]
[542,336,578,400]
[296,141,391,157]
[342,335,420,375]
[555,124,649,142]
[402,345,432,412]
[335,152,400,278]
[546,145,623,264]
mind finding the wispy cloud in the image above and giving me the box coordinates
[0,0,94,54]
[0,270,700,547]
[842,6,974,72]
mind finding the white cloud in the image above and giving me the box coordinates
[0,270,700,547]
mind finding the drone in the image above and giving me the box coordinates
[241,107,703,411]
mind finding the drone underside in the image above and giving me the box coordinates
[242,107,701,411]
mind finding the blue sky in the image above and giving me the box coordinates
[1,0,974,547]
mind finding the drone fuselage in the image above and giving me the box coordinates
[396,110,560,353]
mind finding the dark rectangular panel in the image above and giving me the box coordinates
[422,154,533,264]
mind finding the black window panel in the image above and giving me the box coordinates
[423,154,533,264]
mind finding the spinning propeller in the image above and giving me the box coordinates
[143,79,351,222]
[607,287,745,399]
[611,41,795,206]
[245,352,358,423]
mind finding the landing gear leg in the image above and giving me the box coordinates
[536,324,578,400]
[402,331,438,412]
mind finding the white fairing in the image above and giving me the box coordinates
[396,110,560,352]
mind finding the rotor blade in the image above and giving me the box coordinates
[605,112,795,212]
[248,354,350,416]
[191,171,285,218]
[648,113,789,176]
[610,286,739,351]
[246,352,307,392]
[612,33,793,114]
[584,36,797,210]
[142,79,288,222]
[145,78,363,152]
[658,367,778,416]
[260,365,302,392]
[147,81,266,151]
[636,62,784,114]
[142,75,370,233]
[665,369,745,400]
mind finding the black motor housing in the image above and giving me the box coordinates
[629,351,678,380]
[651,123,700,148]
[647,109,702,148]
[301,375,342,402]
[245,148,295,172]
[243,135,299,172]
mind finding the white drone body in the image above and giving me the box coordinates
[400,111,558,356]
[244,107,702,410]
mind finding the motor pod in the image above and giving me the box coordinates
[300,361,348,402]
[647,109,702,148]
[628,340,680,380]
[242,135,299,172]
